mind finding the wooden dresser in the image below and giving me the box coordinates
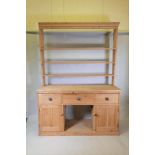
[37,22,120,135]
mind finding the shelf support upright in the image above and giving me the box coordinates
[112,28,118,85]
[39,28,46,86]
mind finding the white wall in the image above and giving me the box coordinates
[26,32,129,120]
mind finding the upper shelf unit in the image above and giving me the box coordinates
[39,22,119,86]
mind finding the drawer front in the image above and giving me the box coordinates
[95,94,119,104]
[62,94,95,105]
[38,94,61,105]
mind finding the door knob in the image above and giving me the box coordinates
[105,97,109,101]
[48,97,53,101]
[77,97,81,101]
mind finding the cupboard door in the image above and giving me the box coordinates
[39,105,64,132]
[94,105,119,132]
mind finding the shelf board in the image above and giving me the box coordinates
[45,44,116,51]
[44,73,114,77]
[45,60,114,64]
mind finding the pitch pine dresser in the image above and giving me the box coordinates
[37,22,120,136]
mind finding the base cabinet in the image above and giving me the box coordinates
[39,105,64,132]
[37,85,120,135]
[38,104,119,135]
[38,103,119,135]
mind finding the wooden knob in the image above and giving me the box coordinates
[61,114,64,116]
[105,97,109,101]
[49,98,53,101]
[94,114,98,117]
[77,97,81,101]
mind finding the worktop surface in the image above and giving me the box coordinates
[37,84,120,94]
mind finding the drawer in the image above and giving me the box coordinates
[62,94,95,105]
[38,94,61,105]
[95,94,119,104]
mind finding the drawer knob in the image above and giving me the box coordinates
[94,114,98,117]
[105,97,109,101]
[77,97,81,101]
[48,98,53,101]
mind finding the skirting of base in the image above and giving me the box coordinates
[39,131,119,136]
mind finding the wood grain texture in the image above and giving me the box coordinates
[39,130,119,136]
[45,60,114,64]
[45,44,116,50]
[112,28,118,85]
[44,73,114,78]
[62,94,95,105]
[39,29,46,86]
[95,94,119,104]
[39,22,120,30]
[38,94,62,105]
[39,105,64,132]
[95,105,119,132]
[37,85,120,94]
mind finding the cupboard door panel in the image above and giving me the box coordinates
[39,105,64,132]
[95,105,119,132]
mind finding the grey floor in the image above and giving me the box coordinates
[26,104,129,155]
